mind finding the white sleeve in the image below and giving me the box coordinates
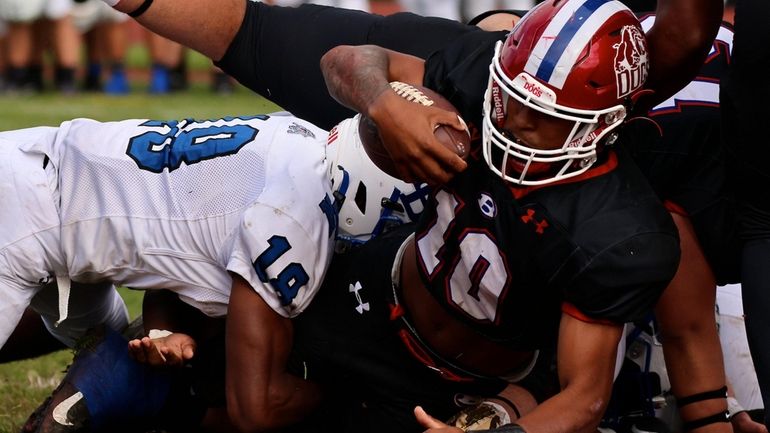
[226,202,334,318]
[227,116,335,318]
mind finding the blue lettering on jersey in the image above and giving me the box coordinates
[254,235,310,306]
[402,183,431,222]
[127,117,265,173]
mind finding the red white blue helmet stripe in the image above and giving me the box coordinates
[525,0,631,89]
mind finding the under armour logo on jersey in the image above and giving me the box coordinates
[478,193,497,219]
[521,209,549,234]
[287,122,316,139]
[349,281,370,314]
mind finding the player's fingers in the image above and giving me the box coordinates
[421,142,466,183]
[432,109,468,134]
[182,343,196,361]
[441,152,468,175]
[127,339,143,361]
[139,338,166,365]
[132,342,149,364]
[141,336,155,352]
[160,346,186,366]
[410,157,451,186]
[414,406,447,429]
[422,121,469,175]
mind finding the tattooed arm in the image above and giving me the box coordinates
[321,45,467,185]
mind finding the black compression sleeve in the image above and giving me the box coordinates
[216,2,374,129]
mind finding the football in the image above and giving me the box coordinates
[357,81,471,178]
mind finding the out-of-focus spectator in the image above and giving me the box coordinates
[72,0,129,93]
[0,0,81,93]
[398,0,460,20]
[0,19,7,90]
[266,0,370,12]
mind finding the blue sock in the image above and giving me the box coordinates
[66,327,172,429]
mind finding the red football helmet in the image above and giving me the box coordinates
[482,0,649,185]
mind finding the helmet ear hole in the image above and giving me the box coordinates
[354,182,367,214]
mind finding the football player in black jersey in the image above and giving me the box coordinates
[212,5,676,432]
[316,8,731,433]
[310,2,719,432]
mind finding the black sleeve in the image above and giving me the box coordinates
[216,2,476,130]
[564,231,679,324]
[534,148,681,324]
[422,30,504,130]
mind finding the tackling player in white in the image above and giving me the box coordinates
[1,112,425,431]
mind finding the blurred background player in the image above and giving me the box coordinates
[0,0,81,93]
[145,30,185,93]
[0,18,6,91]
[71,0,130,93]
[265,0,370,12]
[397,0,461,20]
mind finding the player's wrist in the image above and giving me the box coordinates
[365,84,401,121]
[727,396,747,420]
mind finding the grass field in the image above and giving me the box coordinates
[0,80,280,432]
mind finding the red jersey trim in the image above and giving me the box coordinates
[561,302,617,326]
[510,151,619,200]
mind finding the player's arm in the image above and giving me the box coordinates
[516,313,623,433]
[414,314,622,433]
[104,0,244,61]
[639,0,722,111]
[321,45,467,185]
[225,273,322,432]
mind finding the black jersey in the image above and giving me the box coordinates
[413,148,679,348]
[419,28,680,343]
[423,30,506,139]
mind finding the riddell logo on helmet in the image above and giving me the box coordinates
[491,81,506,126]
[613,25,649,99]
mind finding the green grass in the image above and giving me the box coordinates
[0,84,280,129]
[0,86,280,432]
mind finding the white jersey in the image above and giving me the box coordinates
[16,114,335,318]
